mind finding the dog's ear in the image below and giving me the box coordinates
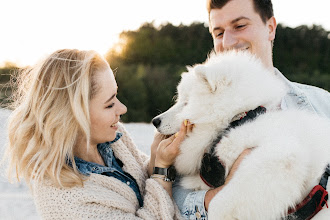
[194,65,217,93]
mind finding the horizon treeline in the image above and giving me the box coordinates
[1,22,330,122]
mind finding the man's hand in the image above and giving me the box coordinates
[204,148,252,210]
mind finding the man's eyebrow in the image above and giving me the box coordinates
[104,93,116,104]
[231,16,251,24]
[212,16,251,32]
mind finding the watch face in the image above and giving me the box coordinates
[168,166,177,180]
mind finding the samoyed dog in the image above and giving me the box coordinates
[152,51,330,219]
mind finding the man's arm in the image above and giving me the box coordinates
[173,149,252,219]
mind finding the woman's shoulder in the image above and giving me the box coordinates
[113,122,149,169]
[33,174,139,218]
[34,174,136,197]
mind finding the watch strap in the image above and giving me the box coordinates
[151,174,173,182]
[152,166,176,182]
[153,167,168,176]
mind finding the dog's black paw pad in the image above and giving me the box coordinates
[200,153,225,188]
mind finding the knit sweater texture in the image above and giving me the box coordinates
[32,123,182,220]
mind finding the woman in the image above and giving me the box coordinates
[4,49,191,219]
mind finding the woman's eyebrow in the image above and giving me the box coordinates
[104,93,116,104]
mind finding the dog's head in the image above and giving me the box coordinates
[152,51,286,135]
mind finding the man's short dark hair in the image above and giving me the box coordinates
[206,0,274,24]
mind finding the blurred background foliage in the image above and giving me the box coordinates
[1,22,329,122]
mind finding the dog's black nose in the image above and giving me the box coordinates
[152,118,161,128]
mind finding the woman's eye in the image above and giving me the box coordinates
[107,103,114,108]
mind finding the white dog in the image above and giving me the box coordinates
[152,51,330,219]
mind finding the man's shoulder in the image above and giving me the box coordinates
[275,68,330,118]
[290,81,330,118]
[291,81,330,100]
[292,82,329,94]
[274,68,329,96]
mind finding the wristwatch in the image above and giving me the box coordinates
[152,166,177,182]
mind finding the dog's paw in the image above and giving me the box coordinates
[200,152,226,188]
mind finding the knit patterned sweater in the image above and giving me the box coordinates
[32,123,182,220]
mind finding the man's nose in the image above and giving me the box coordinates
[222,31,238,51]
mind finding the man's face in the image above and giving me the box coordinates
[209,0,276,69]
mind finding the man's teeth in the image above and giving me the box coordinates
[111,123,117,127]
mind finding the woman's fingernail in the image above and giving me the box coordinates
[175,132,179,137]
[184,119,188,126]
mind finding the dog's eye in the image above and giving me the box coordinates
[184,102,188,106]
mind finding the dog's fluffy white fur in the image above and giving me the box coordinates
[153,51,330,219]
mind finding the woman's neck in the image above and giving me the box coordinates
[74,138,106,166]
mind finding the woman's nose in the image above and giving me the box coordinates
[118,100,127,116]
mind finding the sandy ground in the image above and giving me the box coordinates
[0,109,155,220]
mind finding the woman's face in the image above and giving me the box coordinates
[89,65,127,144]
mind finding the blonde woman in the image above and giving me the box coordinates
[4,49,190,219]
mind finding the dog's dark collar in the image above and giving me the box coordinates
[200,106,267,188]
[284,164,329,219]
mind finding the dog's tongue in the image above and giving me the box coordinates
[200,152,226,188]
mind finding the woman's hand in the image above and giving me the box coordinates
[148,132,168,176]
[155,120,193,168]
[150,120,194,197]
[148,120,194,175]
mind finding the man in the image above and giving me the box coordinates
[173,0,330,219]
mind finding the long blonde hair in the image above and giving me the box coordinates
[5,49,108,187]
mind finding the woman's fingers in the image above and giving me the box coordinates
[155,119,195,167]
[174,119,194,138]
[187,120,194,133]
[154,131,168,142]
[173,121,187,142]
[159,134,176,147]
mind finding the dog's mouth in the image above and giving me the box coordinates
[152,115,184,137]
[158,131,176,137]
[157,128,179,137]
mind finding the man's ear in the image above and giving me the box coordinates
[267,16,277,41]
[194,65,217,93]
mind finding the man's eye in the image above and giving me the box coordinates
[216,32,224,38]
[236,24,246,29]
